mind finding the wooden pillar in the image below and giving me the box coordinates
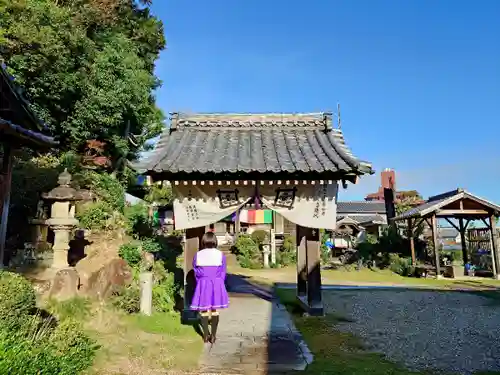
[296,226,307,300]
[459,218,468,266]
[306,228,323,315]
[431,215,441,279]
[408,218,416,265]
[0,145,13,269]
[234,208,240,240]
[182,226,205,323]
[488,215,499,279]
[296,225,323,315]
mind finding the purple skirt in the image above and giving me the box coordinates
[190,278,229,311]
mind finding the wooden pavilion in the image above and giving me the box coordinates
[392,189,500,279]
[139,112,373,318]
[0,63,57,266]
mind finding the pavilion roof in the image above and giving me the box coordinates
[138,112,373,180]
[393,189,500,220]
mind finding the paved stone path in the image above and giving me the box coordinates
[198,274,312,374]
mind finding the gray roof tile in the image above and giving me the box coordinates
[140,112,373,178]
[337,201,386,214]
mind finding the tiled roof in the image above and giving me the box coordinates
[439,227,459,238]
[337,213,387,226]
[139,112,373,178]
[393,189,500,220]
[337,201,386,214]
[0,119,57,148]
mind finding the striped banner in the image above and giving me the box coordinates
[239,209,273,224]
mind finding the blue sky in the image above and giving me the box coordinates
[149,0,500,202]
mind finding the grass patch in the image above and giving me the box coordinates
[234,264,500,292]
[43,298,203,375]
[85,308,203,374]
[46,296,92,321]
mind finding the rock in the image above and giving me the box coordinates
[80,258,132,300]
[48,268,80,301]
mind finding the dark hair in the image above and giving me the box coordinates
[200,231,218,250]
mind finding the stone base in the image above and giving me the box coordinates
[48,268,80,301]
[296,295,324,316]
[181,309,199,325]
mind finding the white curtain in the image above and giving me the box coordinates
[172,181,338,230]
[172,184,253,230]
[259,182,338,230]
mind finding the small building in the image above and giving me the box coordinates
[0,63,57,265]
[139,112,373,316]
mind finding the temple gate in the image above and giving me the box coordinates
[138,112,373,319]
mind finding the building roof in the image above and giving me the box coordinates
[338,214,387,226]
[393,189,500,220]
[439,227,459,239]
[0,63,57,148]
[337,201,386,214]
[138,112,373,180]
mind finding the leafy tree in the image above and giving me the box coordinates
[0,0,165,165]
[395,193,424,216]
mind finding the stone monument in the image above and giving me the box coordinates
[42,169,80,269]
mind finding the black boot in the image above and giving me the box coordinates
[200,315,210,343]
[210,315,219,344]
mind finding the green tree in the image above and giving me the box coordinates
[0,0,165,165]
[395,194,423,216]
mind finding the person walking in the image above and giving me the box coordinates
[190,231,229,344]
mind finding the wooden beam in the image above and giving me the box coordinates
[481,218,491,230]
[431,214,441,278]
[296,226,307,299]
[234,208,240,240]
[182,226,205,323]
[436,209,489,216]
[444,217,460,232]
[408,218,416,265]
[459,218,468,266]
[489,215,499,279]
[0,145,13,269]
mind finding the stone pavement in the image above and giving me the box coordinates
[198,274,313,374]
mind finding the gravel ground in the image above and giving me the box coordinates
[323,290,500,374]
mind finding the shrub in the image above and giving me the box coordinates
[118,242,142,266]
[276,235,296,267]
[233,234,262,269]
[85,172,126,213]
[152,265,177,313]
[76,201,112,230]
[141,237,162,254]
[251,230,268,246]
[112,284,141,313]
[320,229,331,263]
[144,184,173,205]
[0,271,36,322]
[124,203,152,237]
[388,254,415,276]
[441,250,463,264]
[0,317,97,375]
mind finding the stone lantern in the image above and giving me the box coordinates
[42,169,81,269]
